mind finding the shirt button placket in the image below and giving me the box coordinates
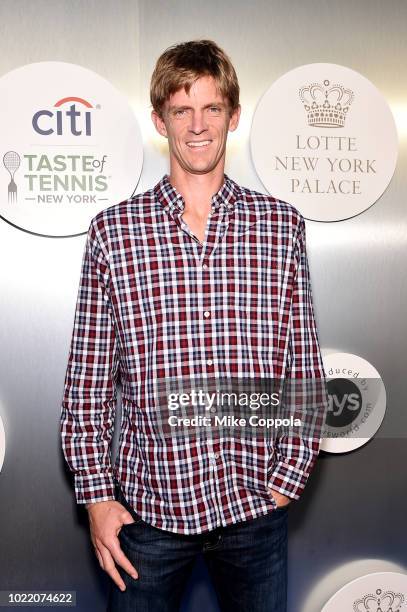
[201,204,222,385]
[202,263,213,375]
[201,234,222,525]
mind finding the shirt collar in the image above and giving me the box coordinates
[154,173,238,217]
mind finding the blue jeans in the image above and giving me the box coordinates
[107,485,288,612]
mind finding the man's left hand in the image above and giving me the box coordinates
[267,488,291,508]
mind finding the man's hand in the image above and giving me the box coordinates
[86,500,139,591]
[267,487,292,508]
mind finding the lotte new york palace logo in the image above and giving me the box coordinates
[251,63,398,222]
[0,62,142,236]
[322,572,407,612]
[299,79,354,128]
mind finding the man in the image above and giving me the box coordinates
[60,40,327,612]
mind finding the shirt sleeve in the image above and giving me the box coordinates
[60,218,120,504]
[267,215,328,500]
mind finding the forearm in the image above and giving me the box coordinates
[60,217,120,505]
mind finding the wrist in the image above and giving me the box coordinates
[85,498,116,510]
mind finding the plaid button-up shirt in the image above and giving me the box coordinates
[60,173,326,534]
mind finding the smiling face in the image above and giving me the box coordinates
[151,75,240,177]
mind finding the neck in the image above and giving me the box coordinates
[169,164,225,215]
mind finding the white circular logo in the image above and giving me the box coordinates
[303,559,406,612]
[322,572,407,611]
[0,62,143,236]
[0,414,5,472]
[321,351,386,453]
[250,63,398,221]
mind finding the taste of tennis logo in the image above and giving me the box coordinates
[3,92,107,203]
[3,151,20,203]
[251,63,398,222]
[0,62,143,237]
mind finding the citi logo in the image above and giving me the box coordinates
[32,96,94,136]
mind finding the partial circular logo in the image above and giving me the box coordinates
[250,63,398,221]
[321,351,386,453]
[322,572,407,611]
[0,414,5,472]
[0,62,143,236]
[303,559,406,612]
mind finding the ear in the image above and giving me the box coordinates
[151,109,168,138]
[228,104,241,132]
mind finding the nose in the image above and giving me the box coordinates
[189,110,208,134]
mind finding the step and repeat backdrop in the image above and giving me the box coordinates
[0,1,406,611]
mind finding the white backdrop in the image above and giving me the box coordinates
[0,1,406,611]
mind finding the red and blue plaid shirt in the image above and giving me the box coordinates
[60,173,326,534]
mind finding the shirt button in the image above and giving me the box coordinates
[206,359,213,366]
[203,311,211,318]
[202,263,208,270]
[214,453,219,459]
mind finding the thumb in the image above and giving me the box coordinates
[121,510,137,526]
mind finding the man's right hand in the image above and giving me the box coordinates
[86,500,139,591]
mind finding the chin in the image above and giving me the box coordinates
[189,157,221,173]
[191,166,217,175]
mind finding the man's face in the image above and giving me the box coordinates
[152,75,240,176]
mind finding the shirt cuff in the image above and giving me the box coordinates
[267,460,312,501]
[74,470,116,504]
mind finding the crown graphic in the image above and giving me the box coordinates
[299,79,354,128]
[353,587,405,612]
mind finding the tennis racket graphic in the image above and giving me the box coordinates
[3,151,21,203]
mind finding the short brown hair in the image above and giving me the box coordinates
[150,39,240,118]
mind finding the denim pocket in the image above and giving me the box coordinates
[120,516,143,532]
[273,503,289,512]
